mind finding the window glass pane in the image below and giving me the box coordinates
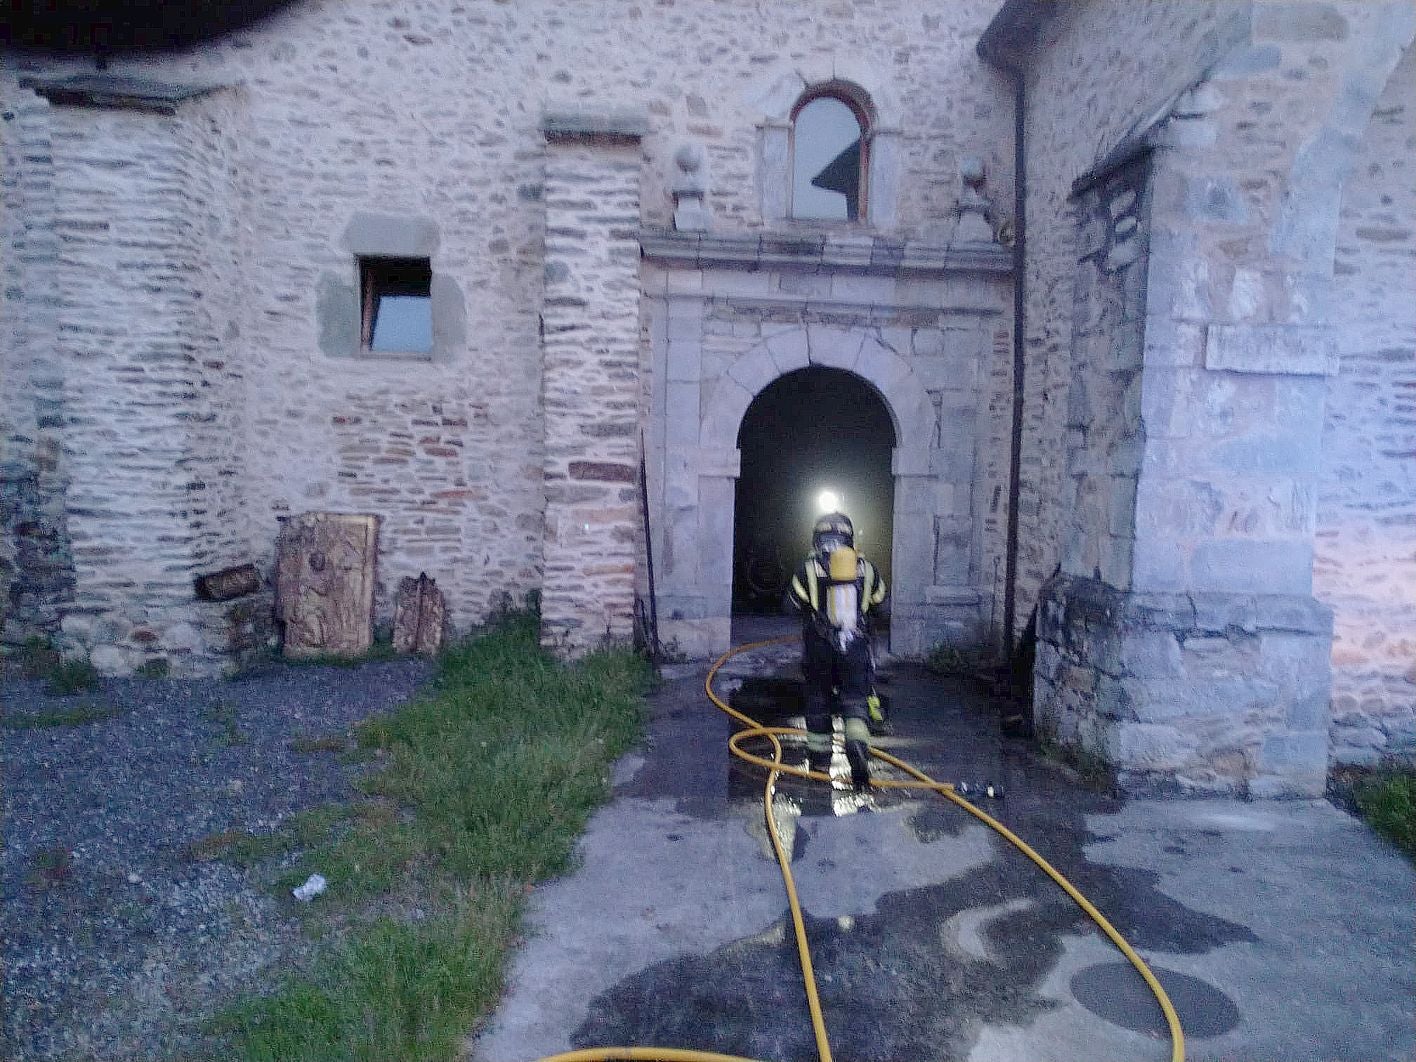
[792,97,861,221]
[361,257,434,354]
[370,294,433,353]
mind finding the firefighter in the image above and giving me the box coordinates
[786,511,887,788]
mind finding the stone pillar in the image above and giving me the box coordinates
[32,78,250,676]
[539,109,646,657]
[1035,109,1337,798]
[0,85,73,644]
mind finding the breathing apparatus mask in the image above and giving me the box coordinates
[812,512,854,563]
[813,513,861,651]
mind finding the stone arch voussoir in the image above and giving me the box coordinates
[742,60,902,129]
[701,327,934,455]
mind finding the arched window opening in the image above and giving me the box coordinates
[791,91,869,221]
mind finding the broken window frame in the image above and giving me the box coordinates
[789,86,871,223]
[359,255,434,355]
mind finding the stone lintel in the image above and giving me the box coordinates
[640,229,1011,278]
[343,212,440,258]
[21,73,224,114]
[568,460,637,483]
[1205,324,1339,376]
[542,107,648,143]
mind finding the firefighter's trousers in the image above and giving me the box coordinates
[802,628,873,756]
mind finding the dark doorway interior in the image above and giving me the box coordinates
[733,367,896,614]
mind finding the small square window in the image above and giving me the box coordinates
[360,256,433,354]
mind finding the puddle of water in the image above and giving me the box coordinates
[1070,961,1240,1038]
[573,799,1257,1060]
[580,659,1258,1059]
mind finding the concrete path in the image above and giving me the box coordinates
[471,630,1415,1062]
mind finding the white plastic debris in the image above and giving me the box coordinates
[292,873,327,902]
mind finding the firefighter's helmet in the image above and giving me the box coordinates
[812,511,855,557]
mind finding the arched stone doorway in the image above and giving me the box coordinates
[646,315,981,660]
[641,233,1012,661]
[732,367,896,617]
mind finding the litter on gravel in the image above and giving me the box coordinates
[1,655,434,1062]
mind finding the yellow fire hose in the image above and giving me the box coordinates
[536,636,1184,1062]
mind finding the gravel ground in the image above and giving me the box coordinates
[1,655,435,1061]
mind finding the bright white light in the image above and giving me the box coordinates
[817,490,841,513]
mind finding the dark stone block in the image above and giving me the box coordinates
[194,563,261,602]
[569,461,636,483]
[393,573,445,655]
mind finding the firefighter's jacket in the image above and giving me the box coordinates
[786,553,887,638]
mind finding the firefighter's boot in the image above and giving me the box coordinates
[844,740,870,789]
[866,691,893,736]
[843,716,871,789]
[805,724,833,777]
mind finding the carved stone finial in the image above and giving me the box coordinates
[960,155,987,187]
[954,155,995,244]
[674,143,704,176]
[671,141,710,232]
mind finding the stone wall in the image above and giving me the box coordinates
[1319,41,1416,764]
[35,85,255,674]
[1058,156,1150,590]
[0,0,1015,670]
[1036,574,1334,795]
[179,88,253,606]
[0,84,72,643]
[995,0,1415,792]
[1032,119,1337,798]
[1008,0,1247,636]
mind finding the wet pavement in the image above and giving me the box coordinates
[470,625,1416,1062]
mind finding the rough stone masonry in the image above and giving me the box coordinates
[1,0,1412,791]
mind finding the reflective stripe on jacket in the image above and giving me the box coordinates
[788,555,886,620]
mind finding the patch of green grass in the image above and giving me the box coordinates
[1354,770,1416,859]
[136,657,171,679]
[1,703,124,729]
[205,610,650,1060]
[206,702,247,747]
[29,844,73,890]
[186,805,358,869]
[45,654,100,695]
[206,886,519,1062]
[18,635,61,677]
[186,829,294,868]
